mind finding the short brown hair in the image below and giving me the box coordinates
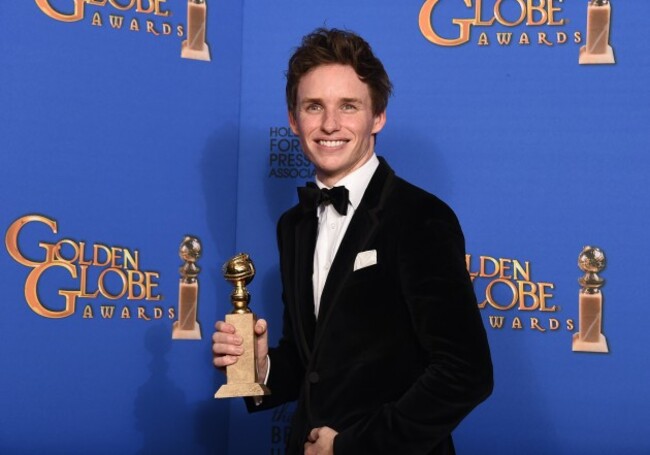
[286,28,392,116]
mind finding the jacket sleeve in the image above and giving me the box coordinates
[246,213,306,412]
[333,210,493,454]
[245,301,305,412]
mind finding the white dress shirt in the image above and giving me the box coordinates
[312,154,379,317]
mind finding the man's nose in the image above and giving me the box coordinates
[321,109,340,133]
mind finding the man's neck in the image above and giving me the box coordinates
[316,152,375,188]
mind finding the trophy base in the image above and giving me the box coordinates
[181,40,211,62]
[572,332,609,353]
[214,382,270,399]
[579,45,615,65]
[172,321,202,340]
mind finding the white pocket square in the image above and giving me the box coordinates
[354,249,377,271]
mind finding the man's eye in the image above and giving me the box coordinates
[341,104,357,111]
[306,104,322,112]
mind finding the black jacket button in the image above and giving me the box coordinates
[308,372,319,383]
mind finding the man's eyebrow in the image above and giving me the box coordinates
[299,97,363,105]
[300,98,322,105]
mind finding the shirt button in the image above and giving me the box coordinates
[330,223,336,229]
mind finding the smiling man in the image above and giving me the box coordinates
[289,63,385,187]
[213,28,493,455]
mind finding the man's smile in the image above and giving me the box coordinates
[317,139,348,148]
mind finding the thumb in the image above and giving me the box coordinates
[255,318,269,360]
[255,318,268,337]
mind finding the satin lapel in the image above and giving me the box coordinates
[293,210,318,358]
[313,159,395,349]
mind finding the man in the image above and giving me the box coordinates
[213,28,492,455]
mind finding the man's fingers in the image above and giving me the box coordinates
[214,319,268,373]
[213,320,246,370]
[212,340,244,356]
[307,427,320,443]
[212,331,243,346]
[214,321,236,333]
[213,354,239,368]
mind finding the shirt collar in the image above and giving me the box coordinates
[315,154,379,211]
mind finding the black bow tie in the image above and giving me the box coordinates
[298,182,350,216]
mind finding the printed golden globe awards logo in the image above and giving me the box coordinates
[5,214,174,321]
[419,0,583,48]
[469,248,612,353]
[34,0,181,35]
[34,0,212,60]
[467,253,575,333]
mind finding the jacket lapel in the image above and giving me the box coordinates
[313,158,395,349]
[292,210,318,360]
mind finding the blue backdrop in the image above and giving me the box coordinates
[2,1,649,454]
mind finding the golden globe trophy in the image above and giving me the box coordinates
[572,246,609,353]
[172,236,202,340]
[215,253,271,398]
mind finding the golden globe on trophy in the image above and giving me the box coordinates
[215,253,271,398]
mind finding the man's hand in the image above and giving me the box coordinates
[212,319,269,381]
[304,426,337,455]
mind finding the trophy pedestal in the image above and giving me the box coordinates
[215,312,270,398]
[172,320,202,339]
[579,45,615,65]
[579,3,615,65]
[181,40,211,61]
[214,382,271,398]
[181,1,211,62]
[172,280,202,340]
[572,332,609,353]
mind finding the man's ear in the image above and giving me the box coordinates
[372,111,387,135]
[288,111,299,135]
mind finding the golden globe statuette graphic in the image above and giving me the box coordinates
[215,253,271,398]
[172,236,202,340]
[573,246,609,353]
[181,0,211,62]
[579,0,615,65]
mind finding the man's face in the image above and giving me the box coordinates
[289,64,386,187]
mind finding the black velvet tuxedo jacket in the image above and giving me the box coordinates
[248,158,493,454]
